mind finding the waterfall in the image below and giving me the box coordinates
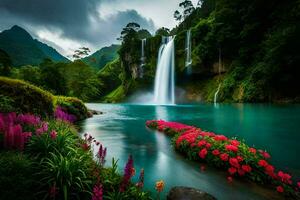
[214,84,221,104]
[214,48,222,105]
[139,38,146,78]
[153,36,175,105]
[185,29,192,74]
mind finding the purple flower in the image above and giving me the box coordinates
[120,155,134,192]
[92,184,103,200]
[16,114,41,125]
[97,144,107,166]
[54,106,76,123]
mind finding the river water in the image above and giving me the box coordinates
[79,103,300,200]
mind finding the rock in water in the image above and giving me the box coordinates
[167,186,217,200]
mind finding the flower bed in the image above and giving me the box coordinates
[146,120,300,197]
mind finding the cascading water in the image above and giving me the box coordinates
[214,48,222,105]
[139,38,146,78]
[153,36,175,105]
[185,29,192,74]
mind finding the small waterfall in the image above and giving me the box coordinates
[214,84,221,104]
[185,29,192,74]
[139,38,146,78]
[214,48,222,105]
[153,36,175,105]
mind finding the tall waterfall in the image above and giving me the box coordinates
[139,38,146,78]
[185,29,192,74]
[153,36,175,105]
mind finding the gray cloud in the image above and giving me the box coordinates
[0,0,156,54]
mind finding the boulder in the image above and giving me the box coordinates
[87,109,103,118]
[167,186,216,200]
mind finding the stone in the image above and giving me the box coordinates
[167,186,217,200]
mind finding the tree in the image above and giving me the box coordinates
[0,49,12,76]
[72,47,91,60]
[155,27,170,36]
[174,10,182,22]
[180,0,195,18]
[117,22,141,42]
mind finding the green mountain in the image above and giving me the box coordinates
[82,44,120,69]
[0,25,69,66]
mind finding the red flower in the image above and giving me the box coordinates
[241,165,252,173]
[212,149,220,156]
[259,150,271,159]
[265,165,274,173]
[228,167,237,175]
[276,186,284,193]
[297,182,300,188]
[197,140,207,147]
[50,130,57,139]
[214,135,228,141]
[225,145,238,152]
[258,160,268,167]
[236,156,243,162]
[220,153,229,161]
[205,143,212,149]
[199,148,208,159]
[249,148,257,154]
[230,140,240,146]
[229,158,240,168]
[227,176,233,183]
[277,171,292,184]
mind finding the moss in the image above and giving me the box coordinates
[0,76,54,116]
[103,85,126,103]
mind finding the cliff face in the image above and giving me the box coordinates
[107,0,300,103]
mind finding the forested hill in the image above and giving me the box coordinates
[110,0,300,103]
[81,44,120,70]
[0,25,69,66]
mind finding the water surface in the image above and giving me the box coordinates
[80,103,300,200]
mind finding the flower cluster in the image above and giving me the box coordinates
[0,112,52,150]
[120,155,134,192]
[97,144,107,166]
[54,106,76,123]
[146,120,300,196]
[92,184,103,200]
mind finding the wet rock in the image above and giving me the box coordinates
[167,186,217,200]
[87,110,103,117]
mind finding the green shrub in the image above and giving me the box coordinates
[0,151,38,200]
[0,77,54,116]
[26,120,78,160]
[55,96,88,121]
[35,151,93,200]
[0,94,17,113]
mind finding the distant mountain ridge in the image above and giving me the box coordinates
[82,44,120,69]
[0,25,69,66]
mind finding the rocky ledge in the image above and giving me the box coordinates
[167,186,217,200]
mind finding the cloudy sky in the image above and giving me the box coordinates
[0,0,198,57]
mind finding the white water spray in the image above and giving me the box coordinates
[139,38,146,78]
[153,36,175,105]
[185,29,192,74]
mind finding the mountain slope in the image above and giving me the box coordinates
[82,44,120,69]
[0,25,69,66]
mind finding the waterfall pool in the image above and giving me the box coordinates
[79,103,300,200]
